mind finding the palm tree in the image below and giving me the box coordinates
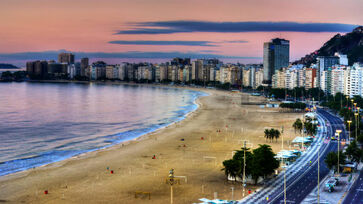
[264,129,270,142]
[274,129,281,142]
[292,118,303,134]
[270,128,276,142]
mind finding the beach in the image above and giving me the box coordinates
[0,88,302,203]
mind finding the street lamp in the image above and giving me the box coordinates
[241,140,253,198]
[168,169,177,204]
[283,166,288,204]
[317,143,321,204]
[351,99,354,110]
[354,103,357,111]
[357,107,360,130]
[346,96,349,107]
[336,129,342,175]
[355,113,359,141]
[302,116,305,151]
[347,120,352,142]
[242,141,246,197]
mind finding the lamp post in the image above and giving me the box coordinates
[351,99,354,110]
[282,164,288,204]
[168,169,177,204]
[355,113,358,141]
[302,116,305,151]
[284,168,287,204]
[354,103,357,112]
[281,126,284,150]
[336,130,342,175]
[317,143,321,204]
[243,141,246,197]
[347,120,352,142]
[346,96,349,107]
[357,107,360,130]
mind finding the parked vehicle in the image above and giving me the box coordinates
[324,177,339,192]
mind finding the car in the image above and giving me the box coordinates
[325,178,338,192]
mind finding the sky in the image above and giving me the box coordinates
[0,0,362,66]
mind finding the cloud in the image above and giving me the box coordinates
[108,40,217,46]
[224,40,249,43]
[0,50,261,62]
[116,21,360,34]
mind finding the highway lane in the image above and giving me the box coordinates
[239,109,346,204]
[343,167,363,203]
[271,109,344,204]
[271,109,347,203]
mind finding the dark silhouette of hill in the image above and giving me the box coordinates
[294,26,363,66]
[0,63,18,69]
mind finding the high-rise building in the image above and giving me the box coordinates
[334,53,349,66]
[242,69,251,87]
[159,65,168,81]
[58,53,75,64]
[272,68,286,89]
[254,68,264,88]
[316,56,339,88]
[80,58,89,77]
[26,60,48,79]
[305,68,317,90]
[171,58,190,66]
[331,67,345,96]
[263,38,290,85]
[106,65,116,79]
[344,63,363,97]
[192,60,203,81]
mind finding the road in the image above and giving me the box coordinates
[239,109,346,204]
[342,168,363,203]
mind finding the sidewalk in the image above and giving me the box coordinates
[302,163,362,204]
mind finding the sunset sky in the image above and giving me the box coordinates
[0,0,362,65]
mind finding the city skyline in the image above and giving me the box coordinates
[0,0,362,66]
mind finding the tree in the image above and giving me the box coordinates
[325,151,346,172]
[222,159,241,181]
[1,71,13,78]
[358,134,363,144]
[222,145,279,184]
[273,129,280,142]
[304,120,317,136]
[345,140,362,163]
[251,144,279,184]
[233,147,254,179]
[293,118,303,134]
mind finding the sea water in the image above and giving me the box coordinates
[0,82,206,176]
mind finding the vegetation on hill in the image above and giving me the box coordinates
[294,26,363,66]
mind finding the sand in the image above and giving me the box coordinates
[0,88,303,203]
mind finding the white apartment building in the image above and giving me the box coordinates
[330,68,345,95]
[344,63,363,97]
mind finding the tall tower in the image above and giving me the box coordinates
[263,38,290,85]
[58,53,75,64]
[80,57,89,77]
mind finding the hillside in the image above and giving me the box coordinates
[0,63,18,69]
[294,26,363,66]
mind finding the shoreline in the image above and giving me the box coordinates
[0,82,208,178]
[0,85,302,203]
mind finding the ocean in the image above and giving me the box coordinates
[0,82,206,176]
